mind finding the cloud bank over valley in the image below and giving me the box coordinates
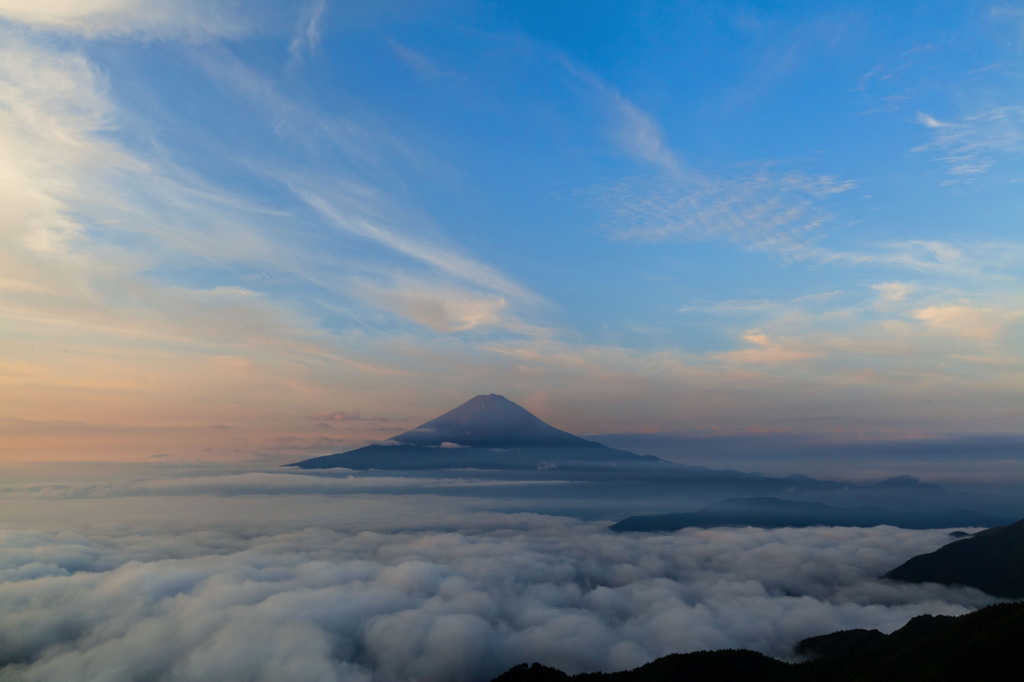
[0,466,1001,682]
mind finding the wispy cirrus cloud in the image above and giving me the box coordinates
[559,58,858,256]
[388,39,454,80]
[593,166,856,250]
[0,33,349,361]
[0,0,253,40]
[0,4,569,465]
[913,107,1024,182]
[197,47,423,179]
[557,57,682,175]
[197,47,541,335]
[309,410,394,423]
[355,278,509,333]
[287,185,545,337]
[289,0,327,60]
[0,13,492,460]
[713,330,824,365]
[0,6,536,337]
[911,304,1024,340]
[872,281,917,303]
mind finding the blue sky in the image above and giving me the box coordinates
[1,0,1022,464]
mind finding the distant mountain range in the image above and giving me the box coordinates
[610,497,1012,532]
[288,395,1024,527]
[491,601,1024,682]
[886,518,1024,598]
[289,394,664,470]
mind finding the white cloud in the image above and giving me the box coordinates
[609,95,681,174]
[0,0,252,40]
[297,190,535,304]
[594,165,855,252]
[873,281,916,302]
[0,35,335,352]
[0,480,998,681]
[289,0,327,60]
[564,58,859,256]
[558,57,681,174]
[916,111,948,129]
[0,34,126,266]
[389,40,451,80]
[366,287,507,333]
[913,106,1024,182]
[911,304,1021,340]
[198,49,421,178]
[714,330,822,365]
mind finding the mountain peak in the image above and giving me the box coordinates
[391,394,592,448]
[287,393,670,469]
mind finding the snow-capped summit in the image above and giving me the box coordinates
[392,394,592,448]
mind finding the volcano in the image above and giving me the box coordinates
[390,393,592,448]
[288,394,665,470]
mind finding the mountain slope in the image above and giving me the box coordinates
[288,394,664,470]
[491,602,1024,682]
[610,497,1011,532]
[391,394,593,448]
[885,517,1024,597]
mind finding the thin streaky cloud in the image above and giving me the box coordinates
[555,55,859,257]
[296,189,536,303]
[593,166,855,252]
[352,275,510,333]
[557,55,684,175]
[912,106,1024,182]
[0,0,253,40]
[873,281,916,302]
[388,39,453,80]
[289,0,327,60]
[197,48,423,179]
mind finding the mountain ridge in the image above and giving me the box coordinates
[610,496,1012,532]
[289,394,665,470]
[885,518,1024,597]
[490,601,1024,682]
[391,394,595,448]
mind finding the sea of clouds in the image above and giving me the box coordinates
[0,466,1000,682]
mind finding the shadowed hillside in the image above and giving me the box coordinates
[610,496,1010,531]
[490,602,1024,682]
[886,518,1024,598]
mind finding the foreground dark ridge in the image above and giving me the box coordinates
[886,518,1024,598]
[490,602,1024,682]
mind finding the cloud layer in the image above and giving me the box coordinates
[0,469,1000,682]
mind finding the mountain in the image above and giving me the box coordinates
[389,394,593,448]
[493,651,788,682]
[288,394,665,471]
[609,497,1012,532]
[885,517,1024,598]
[491,602,1024,682]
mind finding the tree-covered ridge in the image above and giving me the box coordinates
[491,602,1024,682]
[885,518,1024,598]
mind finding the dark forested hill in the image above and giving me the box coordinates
[885,518,1024,598]
[490,602,1024,682]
